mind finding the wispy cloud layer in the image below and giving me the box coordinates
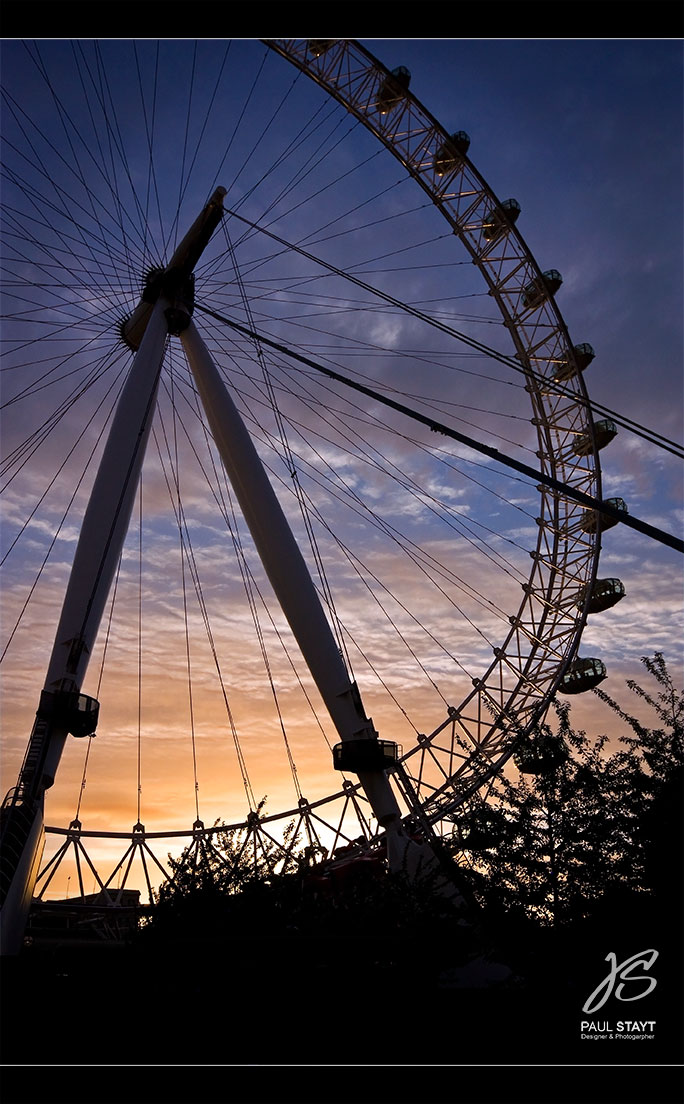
[1,38,681,898]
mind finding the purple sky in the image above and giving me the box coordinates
[1,38,681,891]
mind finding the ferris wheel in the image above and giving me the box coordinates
[0,39,625,951]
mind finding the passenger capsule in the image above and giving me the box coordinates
[376,66,411,115]
[333,738,402,772]
[580,497,628,534]
[559,657,607,694]
[39,689,100,738]
[482,198,521,242]
[433,131,471,175]
[576,578,626,613]
[553,343,595,382]
[521,269,563,311]
[572,419,618,457]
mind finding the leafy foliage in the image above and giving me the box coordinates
[13,657,681,1070]
[141,654,682,958]
[454,653,683,926]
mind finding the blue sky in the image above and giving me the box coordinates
[0,37,682,887]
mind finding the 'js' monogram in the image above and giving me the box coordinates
[583,950,659,1015]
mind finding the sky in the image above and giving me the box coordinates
[1,37,682,899]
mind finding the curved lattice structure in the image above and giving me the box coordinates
[0,39,616,922]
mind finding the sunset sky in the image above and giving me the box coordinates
[1,37,682,899]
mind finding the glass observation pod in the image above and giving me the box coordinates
[307,40,336,58]
[572,419,618,457]
[376,66,411,115]
[559,657,607,695]
[333,738,402,772]
[482,198,521,242]
[433,131,471,175]
[521,269,563,311]
[580,497,629,534]
[576,577,626,614]
[513,731,569,774]
[39,689,100,738]
[553,343,596,383]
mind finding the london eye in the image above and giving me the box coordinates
[4,38,665,953]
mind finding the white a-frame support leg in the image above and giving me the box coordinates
[0,300,170,955]
[181,323,462,895]
[180,322,404,832]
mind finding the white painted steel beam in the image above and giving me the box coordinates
[180,321,403,832]
[0,301,169,955]
[2,191,233,955]
[41,300,170,783]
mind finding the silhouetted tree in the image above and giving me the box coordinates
[140,652,682,998]
[455,653,683,927]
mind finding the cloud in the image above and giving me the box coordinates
[2,39,681,905]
